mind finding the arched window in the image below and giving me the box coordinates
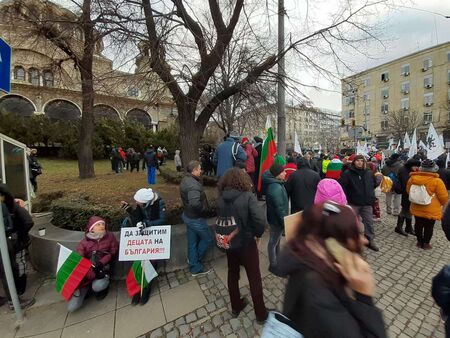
[127,86,139,97]
[43,70,54,87]
[28,68,40,86]
[44,100,81,120]
[0,95,35,117]
[14,66,25,81]
[127,108,151,127]
[93,104,120,120]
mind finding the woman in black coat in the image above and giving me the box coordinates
[276,202,386,338]
[395,158,421,235]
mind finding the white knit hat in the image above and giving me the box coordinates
[134,188,154,203]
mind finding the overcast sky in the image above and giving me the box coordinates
[299,1,450,111]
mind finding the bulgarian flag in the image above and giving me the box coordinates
[257,116,277,192]
[126,260,158,297]
[56,245,92,301]
[325,158,344,180]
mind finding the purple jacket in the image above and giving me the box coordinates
[314,179,348,205]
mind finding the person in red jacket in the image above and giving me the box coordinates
[242,137,258,183]
[67,216,119,312]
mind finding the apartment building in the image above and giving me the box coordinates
[341,42,450,146]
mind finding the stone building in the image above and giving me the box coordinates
[0,0,174,130]
[341,41,450,146]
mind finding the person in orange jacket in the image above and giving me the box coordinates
[406,159,449,249]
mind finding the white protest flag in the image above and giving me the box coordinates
[388,138,394,150]
[418,140,428,151]
[403,132,411,149]
[318,144,322,155]
[356,141,362,155]
[439,134,445,148]
[294,131,302,156]
[426,123,445,160]
[394,139,401,153]
[408,129,418,159]
[381,151,386,168]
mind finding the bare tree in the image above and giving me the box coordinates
[386,109,421,140]
[131,0,389,164]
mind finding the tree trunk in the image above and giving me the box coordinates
[78,63,95,178]
[178,110,201,168]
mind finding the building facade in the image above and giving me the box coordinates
[0,0,174,130]
[341,42,450,147]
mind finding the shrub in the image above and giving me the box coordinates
[32,191,65,212]
[159,166,218,187]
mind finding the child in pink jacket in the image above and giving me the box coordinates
[314,179,347,205]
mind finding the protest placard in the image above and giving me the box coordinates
[119,226,171,261]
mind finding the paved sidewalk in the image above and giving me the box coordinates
[1,210,449,337]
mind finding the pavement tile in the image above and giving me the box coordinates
[16,301,67,337]
[0,308,18,338]
[65,288,117,326]
[62,311,114,338]
[27,329,63,338]
[161,280,207,322]
[29,279,63,309]
[115,295,165,338]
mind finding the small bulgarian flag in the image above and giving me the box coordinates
[56,245,92,301]
[126,261,158,297]
[257,116,277,192]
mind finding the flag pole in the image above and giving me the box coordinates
[140,261,144,298]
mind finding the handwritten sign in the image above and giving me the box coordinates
[118,226,171,261]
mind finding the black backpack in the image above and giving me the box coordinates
[215,198,243,251]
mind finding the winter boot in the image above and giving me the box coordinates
[395,216,408,236]
[405,218,415,235]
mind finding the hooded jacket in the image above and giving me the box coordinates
[213,137,247,177]
[76,216,119,281]
[262,170,288,229]
[381,157,402,177]
[243,143,258,174]
[277,248,386,338]
[144,149,159,168]
[217,189,265,244]
[285,160,321,213]
[406,172,448,220]
[314,179,348,205]
[123,195,167,227]
[339,164,377,206]
[180,173,208,219]
[174,150,182,167]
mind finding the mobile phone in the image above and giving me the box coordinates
[325,238,353,265]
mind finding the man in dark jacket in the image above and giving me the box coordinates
[303,152,321,174]
[180,161,213,276]
[144,147,159,185]
[213,132,247,177]
[285,158,321,213]
[381,153,403,215]
[340,155,380,251]
[262,163,288,272]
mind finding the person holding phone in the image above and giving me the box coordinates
[275,202,386,338]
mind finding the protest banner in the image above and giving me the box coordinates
[119,226,171,261]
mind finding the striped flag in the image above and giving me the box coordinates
[126,261,158,297]
[56,245,92,301]
[257,116,277,192]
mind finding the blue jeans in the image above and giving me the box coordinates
[147,166,156,184]
[182,213,214,274]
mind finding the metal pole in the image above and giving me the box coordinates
[277,0,286,157]
[0,205,24,323]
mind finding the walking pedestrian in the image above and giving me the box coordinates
[241,137,258,182]
[174,150,182,172]
[395,158,421,236]
[180,161,214,276]
[339,155,380,251]
[27,149,42,193]
[213,132,247,177]
[381,153,403,215]
[276,202,386,338]
[406,159,448,249]
[262,163,288,272]
[144,146,159,185]
[285,158,320,213]
[217,168,268,323]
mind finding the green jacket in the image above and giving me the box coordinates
[262,171,289,229]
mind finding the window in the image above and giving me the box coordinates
[346,96,355,105]
[401,98,409,110]
[423,58,432,71]
[127,86,139,97]
[362,78,370,87]
[381,120,388,129]
[424,93,433,106]
[43,70,54,87]
[381,102,389,113]
[401,81,410,94]
[381,88,389,99]
[424,75,433,88]
[448,70,450,84]
[448,52,450,63]
[401,64,410,76]
[381,72,389,82]
[28,68,39,86]
[13,66,25,81]
[423,112,433,124]
[363,92,370,101]
[348,110,355,118]
[364,106,370,116]
[402,115,410,125]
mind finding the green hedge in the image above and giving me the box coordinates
[50,196,217,232]
[160,167,218,187]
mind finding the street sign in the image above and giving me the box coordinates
[0,38,12,93]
